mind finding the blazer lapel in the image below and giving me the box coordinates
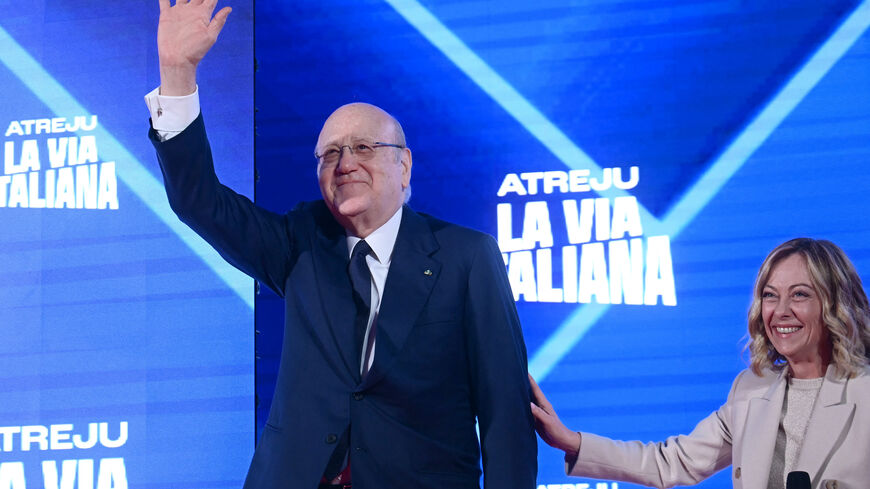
[312,208,360,383]
[739,370,787,489]
[359,206,440,390]
[795,365,856,487]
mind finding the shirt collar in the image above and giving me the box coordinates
[345,206,403,263]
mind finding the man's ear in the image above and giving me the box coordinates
[400,147,412,188]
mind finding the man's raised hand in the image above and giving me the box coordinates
[157,0,231,96]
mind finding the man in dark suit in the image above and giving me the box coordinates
[148,1,537,488]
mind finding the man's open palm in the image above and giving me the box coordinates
[157,0,231,95]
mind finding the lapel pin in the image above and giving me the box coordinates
[423,269,433,276]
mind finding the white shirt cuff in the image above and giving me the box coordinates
[144,86,201,141]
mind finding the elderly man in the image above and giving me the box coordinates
[146,1,537,488]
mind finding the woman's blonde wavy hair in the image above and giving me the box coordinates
[747,238,870,378]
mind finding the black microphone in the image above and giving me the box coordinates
[786,471,811,489]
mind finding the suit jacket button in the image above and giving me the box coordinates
[734,467,741,479]
[353,392,364,401]
[325,433,337,444]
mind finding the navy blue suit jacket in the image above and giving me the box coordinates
[151,114,537,489]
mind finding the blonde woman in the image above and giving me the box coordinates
[531,238,870,489]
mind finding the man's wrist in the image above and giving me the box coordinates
[158,64,197,96]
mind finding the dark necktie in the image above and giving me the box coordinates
[348,240,373,372]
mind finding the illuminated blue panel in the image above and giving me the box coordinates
[532,0,870,381]
[0,2,254,487]
[0,25,253,308]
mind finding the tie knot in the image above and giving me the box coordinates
[352,240,372,261]
[349,240,373,308]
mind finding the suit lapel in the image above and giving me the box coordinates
[311,206,360,383]
[359,206,440,390]
[795,365,856,486]
[740,370,786,489]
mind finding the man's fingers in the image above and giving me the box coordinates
[204,0,218,16]
[158,0,171,12]
[208,6,231,37]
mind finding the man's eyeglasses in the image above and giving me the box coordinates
[315,140,405,167]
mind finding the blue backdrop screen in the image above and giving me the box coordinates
[0,2,254,488]
[254,1,870,488]
[2,1,869,488]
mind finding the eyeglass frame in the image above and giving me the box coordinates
[314,141,406,167]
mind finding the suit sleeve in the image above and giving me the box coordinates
[149,113,293,295]
[566,371,746,488]
[465,234,538,488]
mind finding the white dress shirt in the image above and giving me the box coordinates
[144,86,200,140]
[346,207,401,377]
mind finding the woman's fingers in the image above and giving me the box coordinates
[528,374,554,413]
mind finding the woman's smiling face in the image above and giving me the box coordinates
[761,253,831,378]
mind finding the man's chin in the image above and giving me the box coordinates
[332,198,368,219]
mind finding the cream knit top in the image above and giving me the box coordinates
[766,376,824,489]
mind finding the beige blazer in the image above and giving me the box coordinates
[568,365,870,489]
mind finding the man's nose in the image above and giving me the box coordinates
[336,146,360,172]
